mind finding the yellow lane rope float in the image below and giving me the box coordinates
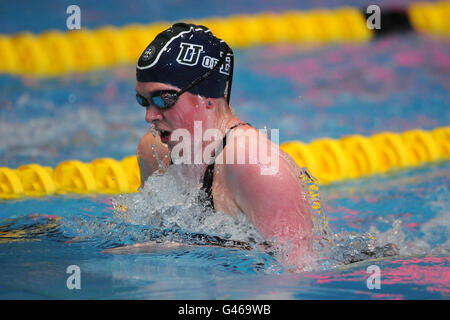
[1,1,449,76]
[0,127,448,200]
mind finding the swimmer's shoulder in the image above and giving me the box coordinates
[220,123,281,170]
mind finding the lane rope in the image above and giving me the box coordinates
[0,2,449,76]
[1,127,448,199]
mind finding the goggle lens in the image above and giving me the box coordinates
[151,96,166,108]
[136,94,149,107]
[136,91,178,110]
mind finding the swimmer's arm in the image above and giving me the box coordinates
[227,161,313,266]
[102,238,252,254]
[102,241,188,254]
[226,158,313,242]
[223,130,312,242]
[137,130,171,187]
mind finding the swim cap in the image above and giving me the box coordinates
[136,23,233,102]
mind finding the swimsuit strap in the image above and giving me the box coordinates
[201,122,251,210]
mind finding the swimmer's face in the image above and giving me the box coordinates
[136,81,211,150]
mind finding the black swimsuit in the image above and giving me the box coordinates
[200,122,250,210]
[168,122,250,210]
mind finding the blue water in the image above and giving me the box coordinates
[0,161,448,299]
[0,0,449,299]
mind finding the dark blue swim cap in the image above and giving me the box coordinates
[136,23,234,102]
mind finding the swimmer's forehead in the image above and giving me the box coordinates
[135,81,181,95]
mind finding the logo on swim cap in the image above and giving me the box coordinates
[141,45,156,62]
[176,43,203,66]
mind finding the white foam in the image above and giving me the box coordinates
[112,165,265,243]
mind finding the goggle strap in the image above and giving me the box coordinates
[226,54,233,105]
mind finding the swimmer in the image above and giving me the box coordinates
[117,23,313,263]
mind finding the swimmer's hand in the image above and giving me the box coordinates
[102,238,254,254]
[102,241,189,254]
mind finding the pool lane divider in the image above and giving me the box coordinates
[0,127,448,200]
[0,1,448,76]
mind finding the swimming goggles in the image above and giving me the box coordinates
[136,47,231,110]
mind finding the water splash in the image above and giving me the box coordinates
[105,164,401,273]
[112,166,265,244]
[368,194,450,257]
[295,169,399,271]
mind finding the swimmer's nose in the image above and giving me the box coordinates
[145,106,163,123]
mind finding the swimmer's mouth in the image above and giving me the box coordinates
[158,129,172,140]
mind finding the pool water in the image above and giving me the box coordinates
[0,0,449,299]
[0,161,448,299]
